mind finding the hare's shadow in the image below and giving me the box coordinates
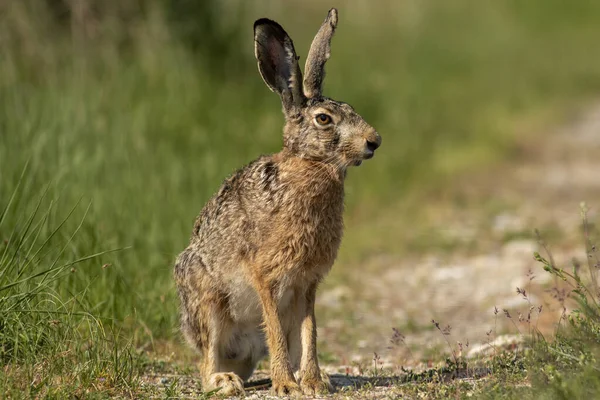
[245,367,492,391]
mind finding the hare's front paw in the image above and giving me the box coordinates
[300,373,333,395]
[206,372,245,396]
[271,379,302,397]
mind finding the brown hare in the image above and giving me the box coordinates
[174,8,381,397]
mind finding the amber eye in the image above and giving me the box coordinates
[315,113,332,125]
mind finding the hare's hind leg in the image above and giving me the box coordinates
[202,317,246,396]
[185,301,245,396]
[178,280,245,396]
[220,325,266,382]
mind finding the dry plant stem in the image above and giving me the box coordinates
[516,286,534,335]
[493,306,499,356]
[503,310,523,336]
[536,229,558,288]
[432,320,458,365]
[389,328,416,363]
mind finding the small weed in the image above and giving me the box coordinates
[524,204,600,397]
[163,377,180,399]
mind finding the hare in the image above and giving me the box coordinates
[174,8,381,397]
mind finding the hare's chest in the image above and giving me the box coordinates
[282,190,345,267]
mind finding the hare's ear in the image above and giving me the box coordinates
[254,19,305,113]
[303,8,338,99]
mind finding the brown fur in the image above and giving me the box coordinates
[174,8,380,397]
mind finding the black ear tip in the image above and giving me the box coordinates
[254,18,286,35]
[254,18,294,48]
[254,18,275,30]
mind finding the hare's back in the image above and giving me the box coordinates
[190,156,276,262]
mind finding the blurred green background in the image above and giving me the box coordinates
[3,0,600,366]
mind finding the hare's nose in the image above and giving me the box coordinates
[366,139,380,152]
[364,140,379,159]
[367,131,381,150]
[363,130,381,159]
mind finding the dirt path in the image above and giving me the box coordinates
[141,103,600,398]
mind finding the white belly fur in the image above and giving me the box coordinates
[224,276,295,364]
[227,274,295,323]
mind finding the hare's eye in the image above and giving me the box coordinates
[315,114,332,126]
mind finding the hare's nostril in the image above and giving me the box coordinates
[366,140,379,152]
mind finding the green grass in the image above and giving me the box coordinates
[0,171,138,397]
[3,0,600,397]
